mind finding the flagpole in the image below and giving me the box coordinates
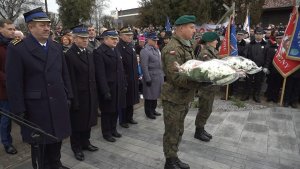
[225,85,229,100]
[280,78,287,106]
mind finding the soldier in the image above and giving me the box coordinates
[140,32,163,119]
[194,32,220,142]
[94,30,127,142]
[6,7,72,169]
[117,27,139,128]
[65,25,99,161]
[161,15,210,169]
[87,25,101,53]
[241,27,267,103]
[0,19,17,155]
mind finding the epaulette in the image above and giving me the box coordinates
[53,40,59,43]
[11,39,22,46]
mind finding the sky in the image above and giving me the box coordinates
[47,0,140,14]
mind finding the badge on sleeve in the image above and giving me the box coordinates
[169,51,176,55]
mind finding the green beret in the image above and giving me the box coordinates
[201,32,219,42]
[174,15,196,26]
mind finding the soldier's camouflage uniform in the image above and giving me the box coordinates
[161,35,201,158]
[195,45,219,128]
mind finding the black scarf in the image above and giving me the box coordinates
[0,33,12,46]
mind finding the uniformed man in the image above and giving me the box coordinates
[161,15,209,169]
[140,32,163,119]
[6,7,72,169]
[94,30,127,142]
[241,27,267,103]
[194,32,220,142]
[117,27,139,128]
[65,25,99,161]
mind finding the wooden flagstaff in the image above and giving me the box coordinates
[280,78,287,106]
[225,84,229,100]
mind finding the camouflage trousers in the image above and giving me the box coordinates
[195,92,215,128]
[162,100,189,158]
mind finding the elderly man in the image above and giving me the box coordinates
[140,33,163,119]
[117,27,139,128]
[161,15,210,169]
[6,7,72,169]
[65,25,99,161]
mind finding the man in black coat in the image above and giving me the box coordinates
[94,30,127,142]
[264,31,283,103]
[65,25,98,161]
[6,8,72,169]
[241,27,267,103]
[117,27,139,128]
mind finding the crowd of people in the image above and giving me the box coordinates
[0,6,299,169]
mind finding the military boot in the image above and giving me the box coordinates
[194,127,210,142]
[164,158,181,169]
[175,157,190,169]
[203,128,212,139]
[253,93,261,103]
[240,95,249,101]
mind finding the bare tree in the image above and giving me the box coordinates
[90,0,110,32]
[0,0,44,21]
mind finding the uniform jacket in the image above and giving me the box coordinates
[87,39,101,53]
[161,35,201,104]
[0,34,11,100]
[117,39,139,106]
[237,39,247,56]
[264,39,278,70]
[244,39,267,67]
[94,43,127,112]
[6,35,73,143]
[140,44,164,100]
[65,44,98,131]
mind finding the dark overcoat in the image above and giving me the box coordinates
[117,39,139,106]
[94,43,126,112]
[0,39,8,100]
[6,35,73,143]
[65,44,98,131]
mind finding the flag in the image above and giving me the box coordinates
[243,8,250,35]
[165,16,171,32]
[273,6,300,77]
[287,5,300,61]
[219,15,238,57]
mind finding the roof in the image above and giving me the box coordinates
[263,0,293,9]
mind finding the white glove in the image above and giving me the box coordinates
[263,68,270,74]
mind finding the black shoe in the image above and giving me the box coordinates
[82,144,98,151]
[175,157,190,169]
[128,119,138,124]
[146,114,156,119]
[164,158,181,169]
[291,102,298,108]
[120,123,129,128]
[59,165,70,169]
[4,145,17,155]
[283,102,289,107]
[112,131,122,138]
[240,96,249,101]
[194,127,210,142]
[253,95,261,103]
[73,151,84,161]
[103,136,116,142]
[203,129,212,139]
[153,111,161,116]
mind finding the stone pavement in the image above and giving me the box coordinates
[1,99,300,169]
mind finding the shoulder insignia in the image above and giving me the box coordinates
[169,51,176,55]
[53,40,59,43]
[11,39,22,46]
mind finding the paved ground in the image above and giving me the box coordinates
[1,98,300,169]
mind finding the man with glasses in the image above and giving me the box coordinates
[6,7,72,169]
[87,25,100,53]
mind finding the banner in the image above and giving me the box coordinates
[243,8,250,35]
[219,15,238,57]
[273,7,300,77]
[165,16,171,32]
[287,8,300,61]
